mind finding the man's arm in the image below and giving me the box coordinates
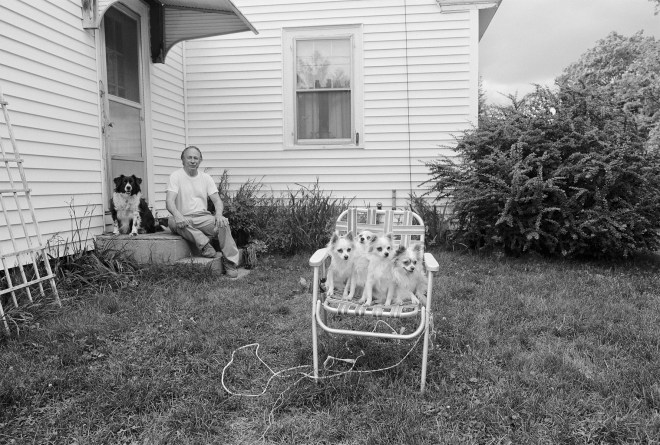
[166,190,190,229]
[209,192,229,229]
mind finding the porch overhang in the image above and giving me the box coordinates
[435,0,502,40]
[82,0,258,63]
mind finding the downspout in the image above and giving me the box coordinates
[403,0,413,199]
[468,8,479,126]
[183,41,189,146]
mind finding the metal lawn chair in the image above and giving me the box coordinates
[309,207,439,392]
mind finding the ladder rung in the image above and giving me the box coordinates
[0,244,47,259]
[0,274,56,296]
[0,188,30,194]
[0,157,23,163]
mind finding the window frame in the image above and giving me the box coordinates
[283,25,364,150]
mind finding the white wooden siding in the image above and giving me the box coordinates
[0,0,103,257]
[182,0,478,207]
[149,44,187,216]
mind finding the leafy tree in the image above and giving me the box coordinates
[425,86,660,258]
[557,31,660,151]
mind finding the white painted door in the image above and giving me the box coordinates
[100,4,147,199]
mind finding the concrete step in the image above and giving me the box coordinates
[95,229,245,269]
[96,230,192,264]
[173,256,250,279]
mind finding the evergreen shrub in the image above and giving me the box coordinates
[425,86,660,258]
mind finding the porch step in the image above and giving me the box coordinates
[96,230,192,264]
[173,256,250,279]
[95,229,245,268]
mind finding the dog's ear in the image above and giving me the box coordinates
[330,231,339,245]
[369,235,379,244]
[345,231,354,242]
[113,175,124,186]
[395,245,406,256]
[385,232,394,242]
[134,176,142,185]
[412,244,424,260]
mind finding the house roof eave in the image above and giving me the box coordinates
[435,0,502,10]
[435,0,502,40]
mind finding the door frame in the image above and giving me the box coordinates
[96,0,154,230]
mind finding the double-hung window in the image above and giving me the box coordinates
[283,25,363,149]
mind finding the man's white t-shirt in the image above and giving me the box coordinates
[167,169,217,216]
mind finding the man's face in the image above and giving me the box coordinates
[181,148,202,173]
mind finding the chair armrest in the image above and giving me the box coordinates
[424,252,439,272]
[309,247,329,267]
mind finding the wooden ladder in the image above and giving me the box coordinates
[0,85,60,333]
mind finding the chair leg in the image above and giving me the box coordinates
[420,310,430,393]
[320,263,328,330]
[420,272,435,393]
[320,300,328,329]
[312,267,320,381]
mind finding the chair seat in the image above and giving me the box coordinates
[322,296,420,318]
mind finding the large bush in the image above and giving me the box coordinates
[426,86,660,258]
[557,31,660,151]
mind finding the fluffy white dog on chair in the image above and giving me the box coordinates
[355,230,375,255]
[389,243,426,306]
[325,231,355,298]
[343,230,374,300]
[359,233,395,306]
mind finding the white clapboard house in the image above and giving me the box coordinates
[0,0,501,256]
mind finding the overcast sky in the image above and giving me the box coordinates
[479,0,660,105]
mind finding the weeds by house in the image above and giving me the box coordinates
[2,250,660,443]
[261,180,352,254]
[408,193,451,248]
[0,200,105,337]
[45,200,141,296]
[212,172,352,254]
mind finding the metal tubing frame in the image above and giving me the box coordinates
[315,299,426,340]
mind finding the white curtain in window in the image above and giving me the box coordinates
[297,92,350,139]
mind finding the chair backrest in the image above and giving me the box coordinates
[334,208,425,247]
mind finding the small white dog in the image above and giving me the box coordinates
[359,233,395,306]
[342,230,374,300]
[389,243,426,306]
[347,254,368,301]
[326,231,355,298]
[355,230,375,255]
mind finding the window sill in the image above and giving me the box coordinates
[284,143,364,150]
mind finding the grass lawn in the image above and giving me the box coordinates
[1,250,660,444]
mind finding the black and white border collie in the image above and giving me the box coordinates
[110,175,162,236]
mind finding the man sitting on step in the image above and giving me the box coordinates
[165,145,239,278]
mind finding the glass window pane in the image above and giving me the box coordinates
[296,38,351,90]
[108,101,142,157]
[105,7,140,102]
[297,91,351,140]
